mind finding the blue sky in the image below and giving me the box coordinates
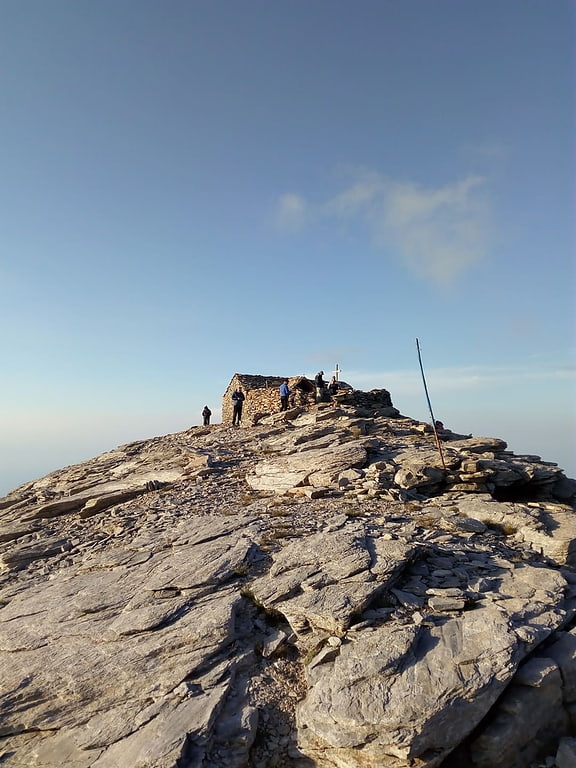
[1,0,575,495]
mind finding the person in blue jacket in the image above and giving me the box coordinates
[279,379,290,411]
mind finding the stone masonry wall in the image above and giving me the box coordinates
[222,376,394,426]
[222,374,315,426]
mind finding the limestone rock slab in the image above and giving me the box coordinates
[298,606,522,767]
[251,524,416,635]
[0,514,261,767]
[247,442,367,492]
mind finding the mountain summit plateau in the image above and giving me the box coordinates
[1,388,576,768]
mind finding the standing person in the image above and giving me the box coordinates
[279,379,290,411]
[231,386,245,426]
[328,376,339,397]
[202,406,212,426]
[314,371,326,403]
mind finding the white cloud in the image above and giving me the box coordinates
[344,362,576,396]
[322,171,385,216]
[376,176,487,285]
[274,193,308,232]
[276,169,490,285]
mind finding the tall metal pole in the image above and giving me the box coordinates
[416,338,446,469]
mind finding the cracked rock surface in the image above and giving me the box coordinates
[1,394,575,768]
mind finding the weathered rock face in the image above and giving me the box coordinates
[0,396,575,768]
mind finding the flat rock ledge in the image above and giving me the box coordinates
[0,398,575,768]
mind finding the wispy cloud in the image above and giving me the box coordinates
[275,169,490,286]
[375,176,487,285]
[322,170,385,217]
[346,363,576,396]
[274,193,308,232]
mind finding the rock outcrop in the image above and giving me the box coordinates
[0,390,575,768]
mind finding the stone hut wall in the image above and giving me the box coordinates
[222,376,394,425]
[222,374,315,426]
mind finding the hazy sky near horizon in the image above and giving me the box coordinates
[1,0,575,496]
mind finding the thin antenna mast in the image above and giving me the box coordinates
[415,338,446,469]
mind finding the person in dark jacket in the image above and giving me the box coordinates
[279,379,290,411]
[231,387,245,426]
[314,371,326,403]
[202,406,212,426]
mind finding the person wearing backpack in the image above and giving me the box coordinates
[231,387,245,426]
[202,406,212,426]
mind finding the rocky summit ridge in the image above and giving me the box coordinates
[1,389,576,768]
